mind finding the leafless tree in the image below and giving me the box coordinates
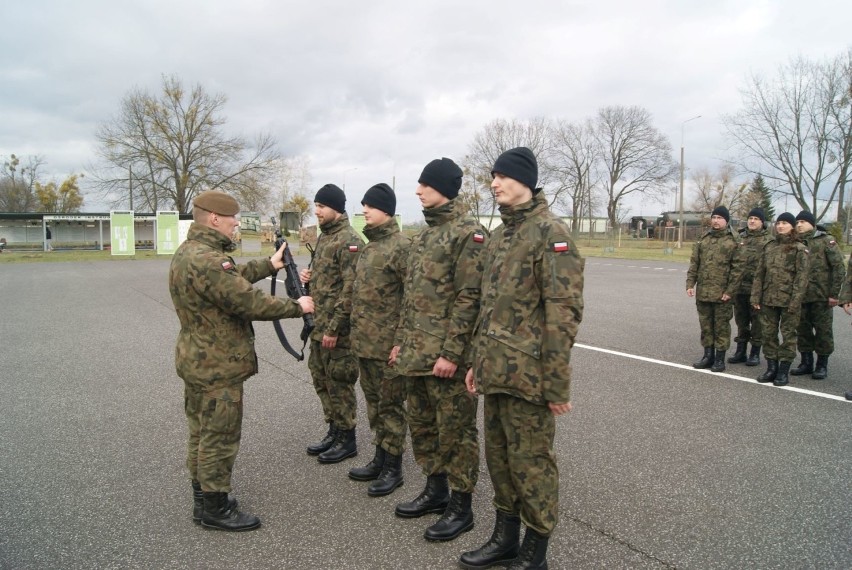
[90,75,280,213]
[689,164,749,218]
[591,106,677,232]
[549,119,602,237]
[722,51,852,222]
[275,155,314,227]
[0,154,45,212]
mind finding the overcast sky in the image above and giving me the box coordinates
[2,0,850,222]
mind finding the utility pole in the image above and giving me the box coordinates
[678,115,701,248]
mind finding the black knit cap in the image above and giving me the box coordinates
[314,184,346,213]
[362,183,396,216]
[776,212,796,225]
[711,205,730,223]
[418,158,463,199]
[747,207,765,223]
[795,210,816,227]
[492,147,539,193]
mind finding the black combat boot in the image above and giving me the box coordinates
[459,510,521,569]
[711,350,726,372]
[349,445,385,481]
[424,490,474,541]
[318,428,357,464]
[307,423,337,456]
[395,474,449,518]
[745,344,761,367]
[811,355,829,380]
[368,452,403,497]
[692,347,714,369]
[728,341,748,363]
[773,361,791,386]
[192,481,236,524]
[790,351,813,376]
[201,492,260,531]
[756,359,778,383]
[507,528,549,570]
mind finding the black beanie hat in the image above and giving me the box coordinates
[419,158,463,199]
[795,210,816,227]
[492,147,539,193]
[362,183,396,216]
[776,212,796,225]
[711,205,730,223]
[747,207,765,223]
[314,184,346,213]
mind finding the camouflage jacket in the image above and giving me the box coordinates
[736,226,772,294]
[471,194,584,405]
[395,199,487,376]
[686,227,744,301]
[169,223,303,386]
[798,230,845,303]
[750,233,810,309]
[838,255,852,304]
[309,214,362,346]
[351,219,411,360]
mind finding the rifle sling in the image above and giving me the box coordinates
[270,272,308,361]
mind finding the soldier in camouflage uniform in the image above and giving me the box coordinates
[750,212,809,386]
[686,206,744,373]
[168,190,313,532]
[300,184,362,464]
[839,255,852,400]
[348,183,410,497]
[790,211,845,380]
[390,157,486,543]
[728,208,772,366]
[460,147,584,570]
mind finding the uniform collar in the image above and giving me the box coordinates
[187,222,237,252]
[423,199,461,227]
[363,218,399,241]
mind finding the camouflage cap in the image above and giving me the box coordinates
[194,190,239,216]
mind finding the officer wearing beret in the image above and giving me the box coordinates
[169,189,314,531]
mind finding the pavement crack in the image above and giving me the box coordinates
[565,514,679,569]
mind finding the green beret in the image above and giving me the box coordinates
[194,190,239,216]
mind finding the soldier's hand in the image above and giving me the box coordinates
[322,334,338,349]
[844,303,852,315]
[464,368,477,395]
[753,303,761,311]
[433,357,457,378]
[271,241,287,270]
[721,293,731,302]
[298,295,314,314]
[686,287,695,297]
[549,401,572,416]
[388,345,400,366]
[299,268,312,284]
[828,297,838,308]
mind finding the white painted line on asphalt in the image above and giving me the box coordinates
[575,343,849,403]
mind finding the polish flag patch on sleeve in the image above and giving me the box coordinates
[552,241,569,252]
[473,232,485,243]
[221,261,234,271]
[348,244,360,253]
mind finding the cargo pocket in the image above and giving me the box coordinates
[204,386,244,435]
[328,348,359,385]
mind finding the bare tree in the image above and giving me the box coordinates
[1,154,45,212]
[689,164,749,217]
[722,51,852,222]
[275,155,313,227]
[462,117,552,221]
[591,106,677,232]
[549,119,601,237]
[90,75,280,213]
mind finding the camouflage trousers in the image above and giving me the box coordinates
[758,306,801,363]
[184,381,243,493]
[695,300,733,350]
[485,393,558,537]
[404,373,479,493]
[733,294,763,346]
[358,357,407,456]
[796,302,835,355]
[308,340,359,430]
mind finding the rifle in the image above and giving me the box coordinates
[271,233,314,360]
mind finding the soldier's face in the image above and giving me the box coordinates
[212,213,239,239]
[362,203,390,227]
[710,214,728,230]
[314,203,339,226]
[747,216,762,230]
[416,183,448,209]
[796,220,813,233]
[491,173,532,207]
[776,221,793,235]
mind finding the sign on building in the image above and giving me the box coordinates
[156,211,180,254]
[110,211,135,255]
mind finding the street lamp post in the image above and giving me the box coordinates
[678,115,702,248]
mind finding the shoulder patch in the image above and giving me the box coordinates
[472,232,485,243]
[829,240,837,246]
[221,261,234,271]
[551,241,570,252]
[348,244,360,253]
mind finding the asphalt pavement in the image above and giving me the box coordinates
[0,256,849,569]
